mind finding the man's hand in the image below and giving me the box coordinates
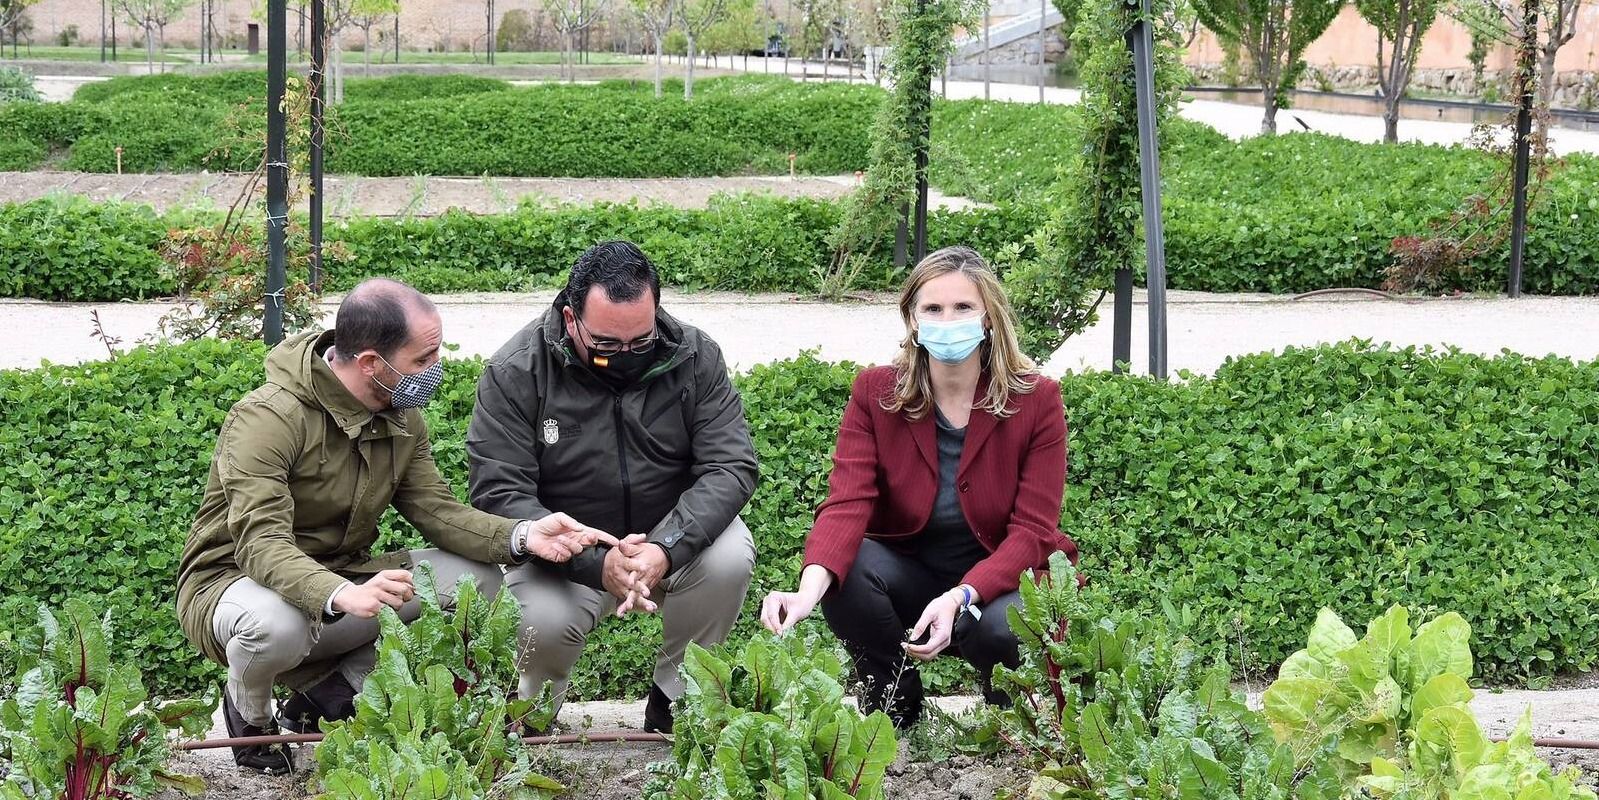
[601,535,653,606]
[524,512,619,563]
[333,569,415,619]
[602,535,663,617]
[614,538,669,616]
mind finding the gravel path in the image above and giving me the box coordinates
[10,289,1599,375]
[0,171,984,215]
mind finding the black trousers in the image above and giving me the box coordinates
[820,538,1023,729]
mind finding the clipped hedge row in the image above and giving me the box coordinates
[0,196,1041,301]
[933,98,1599,294]
[2,339,1595,700]
[0,73,875,176]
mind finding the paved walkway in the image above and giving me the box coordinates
[9,289,1599,374]
[0,172,987,215]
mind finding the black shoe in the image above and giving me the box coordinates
[223,691,294,775]
[277,672,357,734]
[643,684,674,734]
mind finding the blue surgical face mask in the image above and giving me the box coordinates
[915,314,987,365]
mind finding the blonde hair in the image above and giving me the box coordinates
[885,246,1038,421]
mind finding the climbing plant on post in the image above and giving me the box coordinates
[820,0,978,299]
[1002,0,1186,361]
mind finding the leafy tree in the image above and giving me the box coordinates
[541,0,610,81]
[114,0,192,73]
[1357,0,1446,141]
[678,0,733,98]
[629,0,676,97]
[1190,0,1344,133]
[1457,0,1587,117]
[703,0,764,68]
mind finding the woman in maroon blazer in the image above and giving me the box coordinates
[760,245,1079,729]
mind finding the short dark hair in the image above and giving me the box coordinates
[562,241,660,318]
[334,278,436,360]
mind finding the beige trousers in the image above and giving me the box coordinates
[504,516,756,712]
[209,548,504,726]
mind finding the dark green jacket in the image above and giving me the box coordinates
[467,300,758,590]
[176,330,522,689]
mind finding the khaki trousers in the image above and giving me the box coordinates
[504,516,755,712]
[209,548,504,727]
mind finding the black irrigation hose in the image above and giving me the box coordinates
[176,730,669,752]
[178,732,1599,752]
[1290,287,1400,301]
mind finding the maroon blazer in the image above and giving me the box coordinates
[802,365,1078,602]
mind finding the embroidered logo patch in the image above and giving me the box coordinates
[542,418,559,445]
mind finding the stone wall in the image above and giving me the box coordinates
[1189,61,1599,110]
[950,26,1066,67]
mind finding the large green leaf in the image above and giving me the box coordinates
[1261,677,1338,743]
[1410,673,1473,723]
[1408,613,1474,691]
[682,643,735,722]
[1304,608,1358,668]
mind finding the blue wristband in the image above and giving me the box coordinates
[959,586,973,609]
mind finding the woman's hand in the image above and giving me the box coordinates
[760,564,834,635]
[903,588,969,661]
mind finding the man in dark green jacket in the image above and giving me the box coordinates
[177,279,613,773]
[468,241,759,733]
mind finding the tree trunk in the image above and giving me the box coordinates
[144,24,154,73]
[653,31,662,97]
[364,29,371,75]
[1261,85,1278,134]
[334,40,345,104]
[1383,93,1401,142]
[685,30,696,99]
[1537,46,1558,113]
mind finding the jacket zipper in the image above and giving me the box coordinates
[613,395,634,536]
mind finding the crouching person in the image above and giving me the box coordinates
[176,278,615,773]
[760,246,1081,730]
[467,241,759,734]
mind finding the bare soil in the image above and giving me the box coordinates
[158,686,1599,800]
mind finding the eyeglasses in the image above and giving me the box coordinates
[575,315,659,357]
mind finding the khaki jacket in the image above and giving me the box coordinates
[176,330,520,689]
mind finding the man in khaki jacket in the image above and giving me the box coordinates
[176,279,617,773]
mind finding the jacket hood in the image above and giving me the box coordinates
[265,329,386,438]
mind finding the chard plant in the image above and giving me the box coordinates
[0,600,215,800]
[992,552,1344,800]
[1263,606,1596,800]
[314,567,561,800]
[646,634,898,800]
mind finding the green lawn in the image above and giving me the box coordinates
[240,50,638,65]
[0,45,192,63]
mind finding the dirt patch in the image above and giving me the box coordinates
[161,738,1034,800]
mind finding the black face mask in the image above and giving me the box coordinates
[588,347,657,389]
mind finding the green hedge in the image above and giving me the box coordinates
[5,72,1597,295]
[0,196,1039,301]
[930,98,1599,294]
[2,339,1595,700]
[0,73,875,176]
